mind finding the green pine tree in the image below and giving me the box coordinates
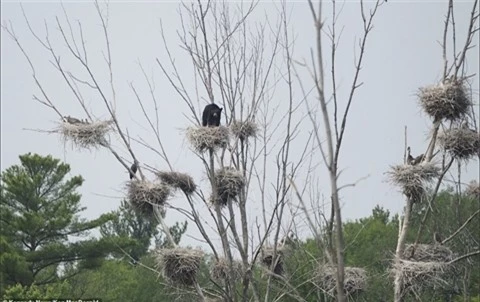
[0,153,133,295]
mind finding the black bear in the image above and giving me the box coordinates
[202,103,223,127]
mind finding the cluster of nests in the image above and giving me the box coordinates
[388,163,440,202]
[317,266,368,297]
[418,78,479,160]
[418,78,471,122]
[186,120,258,153]
[155,250,245,287]
[126,171,196,218]
[393,244,455,294]
[59,116,113,149]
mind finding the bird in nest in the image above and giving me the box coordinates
[129,162,138,180]
[407,146,425,166]
[434,232,443,245]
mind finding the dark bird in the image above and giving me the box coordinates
[412,153,425,165]
[129,163,138,180]
[407,146,424,165]
[434,232,443,245]
[64,115,82,124]
[202,103,223,127]
[407,146,415,165]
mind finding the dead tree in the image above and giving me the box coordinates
[389,1,479,301]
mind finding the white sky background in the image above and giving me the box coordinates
[1,1,479,252]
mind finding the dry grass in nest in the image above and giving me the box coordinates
[392,244,455,293]
[126,180,171,216]
[59,119,113,149]
[262,246,285,275]
[210,258,242,282]
[186,126,229,153]
[465,180,480,200]
[403,244,454,262]
[439,128,480,160]
[317,266,367,296]
[230,120,258,140]
[388,163,440,201]
[212,167,245,206]
[393,260,453,293]
[156,248,203,286]
[156,171,196,195]
[418,80,470,122]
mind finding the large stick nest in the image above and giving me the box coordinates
[439,128,480,160]
[59,118,113,149]
[230,120,258,140]
[316,266,368,296]
[394,244,455,293]
[126,180,171,216]
[210,258,242,282]
[261,246,285,275]
[465,180,480,200]
[418,79,470,122]
[403,244,454,262]
[186,126,229,153]
[156,248,204,286]
[156,171,196,195]
[388,163,440,201]
[212,167,245,206]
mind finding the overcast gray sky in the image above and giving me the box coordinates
[1,1,479,250]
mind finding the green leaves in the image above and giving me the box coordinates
[0,153,130,295]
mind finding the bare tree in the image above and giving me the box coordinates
[389,1,479,301]
[2,1,315,301]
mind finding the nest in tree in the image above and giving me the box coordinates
[438,128,480,160]
[186,126,229,152]
[465,180,480,200]
[230,120,258,140]
[393,244,455,292]
[317,266,367,296]
[156,248,203,286]
[211,167,245,206]
[418,80,470,122]
[404,244,454,262]
[262,246,285,275]
[210,258,242,282]
[59,119,113,149]
[156,171,196,195]
[388,163,440,201]
[126,180,171,216]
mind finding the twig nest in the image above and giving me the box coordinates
[210,258,242,282]
[439,128,480,160]
[230,120,258,140]
[317,266,367,296]
[59,118,113,149]
[418,79,470,122]
[126,180,171,216]
[212,167,245,206]
[156,171,196,195]
[394,244,455,292]
[465,180,480,200]
[261,246,285,275]
[404,244,454,262]
[156,248,203,286]
[186,126,229,153]
[388,163,440,202]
